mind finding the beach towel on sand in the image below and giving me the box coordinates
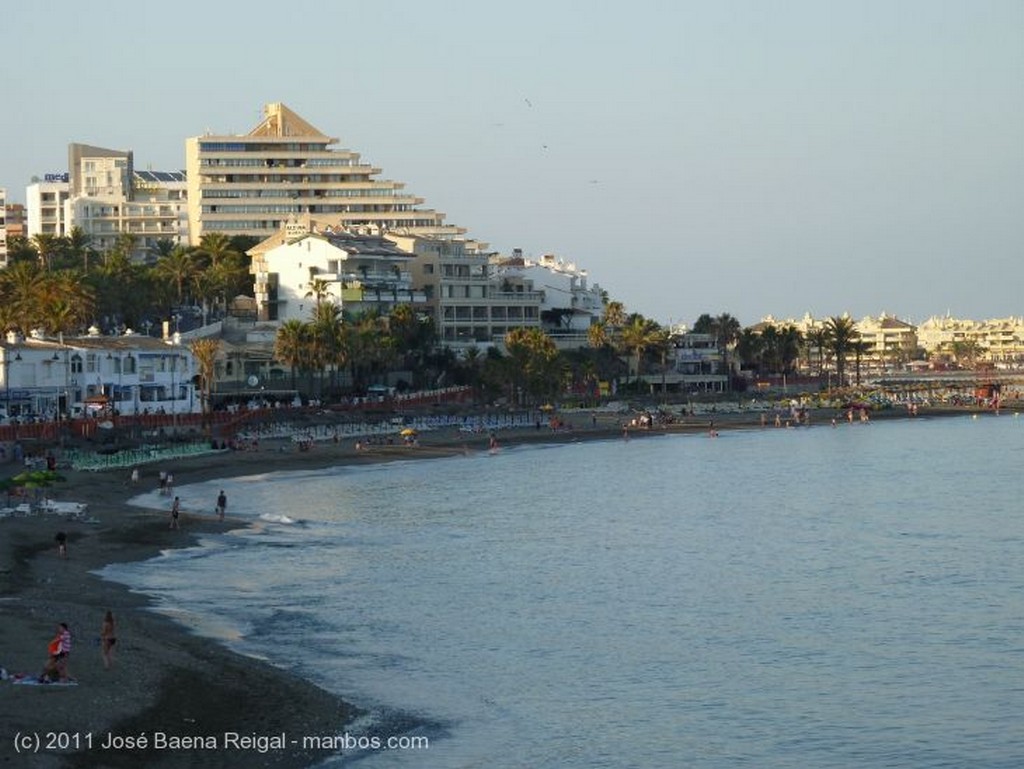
[10,674,78,687]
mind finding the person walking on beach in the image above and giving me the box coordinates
[158,470,167,495]
[170,496,180,530]
[55,530,67,559]
[100,610,116,669]
[216,490,227,522]
[130,467,140,485]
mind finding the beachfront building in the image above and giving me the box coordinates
[492,252,605,349]
[250,223,426,323]
[386,235,550,349]
[854,313,919,374]
[917,315,1024,367]
[186,102,464,245]
[64,143,189,260]
[26,175,71,237]
[1,329,197,421]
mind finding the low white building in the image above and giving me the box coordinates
[1,330,198,420]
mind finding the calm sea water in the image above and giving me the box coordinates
[102,414,1024,768]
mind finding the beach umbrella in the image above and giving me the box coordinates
[400,428,417,437]
[539,403,556,412]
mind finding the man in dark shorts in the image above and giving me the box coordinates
[216,490,227,521]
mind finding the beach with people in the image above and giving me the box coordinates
[0,401,1005,767]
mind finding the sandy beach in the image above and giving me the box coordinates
[0,404,985,767]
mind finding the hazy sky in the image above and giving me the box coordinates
[2,0,1021,327]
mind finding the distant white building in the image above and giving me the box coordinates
[494,251,605,335]
[1,330,197,420]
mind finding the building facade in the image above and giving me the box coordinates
[63,144,189,260]
[1,330,197,420]
[251,225,426,323]
[186,103,464,245]
[26,176,70,237]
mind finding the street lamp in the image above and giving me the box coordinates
[3,351,22,423]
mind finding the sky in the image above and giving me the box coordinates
[2,0,1021,328]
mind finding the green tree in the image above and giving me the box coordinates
[275,319,310,391]
[618,316,661,387]
[190,337,222,426]
[154,246,197,304]
[31,233,60,272]
[505,327,560,404]
[825,316,859,387]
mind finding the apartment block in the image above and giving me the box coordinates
[186,103,463,245]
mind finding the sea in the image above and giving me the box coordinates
[100,413,1024,768]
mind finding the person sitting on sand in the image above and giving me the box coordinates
[40,622,72,682]
[40,629,63,682]
[100,610,116,669]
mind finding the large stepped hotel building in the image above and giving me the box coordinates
[185,103,464,245]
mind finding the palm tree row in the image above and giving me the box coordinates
[1,232,258,336]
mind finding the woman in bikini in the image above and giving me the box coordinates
[100,610,116,669]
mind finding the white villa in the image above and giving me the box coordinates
[250,222,426,323]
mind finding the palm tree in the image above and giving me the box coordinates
[64,227,95,272]
[711,313,741,388]
[735,328,765,374]
[189,338,221,426]
[825,316,859,387]
[304,278,333,314]
[851,339,872,386]
[587,320,609,350]
[806,327,830,379]
[777,324,803,374]
[32,234,60,272]
[313,302,347,397]
[618,316,661,388]
[602,300,626,329]
[1,261,46,332]
[505,327,560,404]
[154,246,197,305]
[275,320,309,391]
[194,232,240,269]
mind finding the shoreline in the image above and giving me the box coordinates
[0,404,998,767]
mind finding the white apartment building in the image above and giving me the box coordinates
[917,315,1024,365]
[389,235,545,348]
[496,252,605,340]
[65,144,189,260]
[26,176,71,237]
[186,103,464,245]
[251,224,426,323]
